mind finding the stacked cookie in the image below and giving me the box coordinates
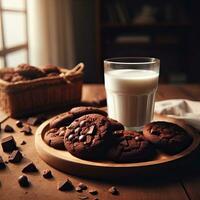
[44,107,193,162]
[0,64,61,83]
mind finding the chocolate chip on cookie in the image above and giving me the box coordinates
[143,121,193,155]
[44,127,67,150]
[107,130,155,162]
[64,114,111,160]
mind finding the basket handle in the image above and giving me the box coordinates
[60,63,84,83]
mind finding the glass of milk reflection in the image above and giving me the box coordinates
[104,57,160,131]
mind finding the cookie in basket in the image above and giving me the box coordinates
[143,121,193,155]
[16,64,45,79]
[107,130,155,163]
[64,114,112,160]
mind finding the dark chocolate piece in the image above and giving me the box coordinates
[27,117,40,126]
[108,186,119,195]
[22,162,38,173]
[8,150,23,163]
[16,120,23,128]
[1,136,17,152]
[89,189,98,195]
[20,140,26,145]
[21,126,32,135]
[57,179,74,191]
[78,182,87,190]
[42,169,53,179]
[0,156,6,169]
[18,175,30,187]
[4,125,14,133]
[75,186,83,192]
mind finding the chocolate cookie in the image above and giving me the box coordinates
[64,114,111,160]
[49,107,107,128]
[44,127,67,150]
[69,106,107,118]
[16,64,45,79]
[49,112,74,129]
[108,118,124,131]
[143,121,193,155]
[107,130,155,162]
[41,65,60,74]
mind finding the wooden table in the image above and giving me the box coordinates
[0,84,200,200]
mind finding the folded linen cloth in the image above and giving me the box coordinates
[155,99,200,130]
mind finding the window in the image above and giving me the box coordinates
[0,0,28,68]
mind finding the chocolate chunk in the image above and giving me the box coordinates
[42,169,53,179]
[18,175,30,187]
[57,179,74,191]
[78,195,89,200]
[151,130,161,135]
[16,120,23,128]
[86,125,96,135]
[20,140,26,145]
[22,162,38,173]
[4,125,14,133]
[79,120,85,127]
[1,136,17,152]
[27,117,40,126]
[0,156,6,169]
[79,135,86,142]
[8,150,23,163]
[108,186,119,195]
[89,189,98,195]
[78,182,87,190]
[75,186,83,192]
[68,134,74,141]
[21,126,32,135]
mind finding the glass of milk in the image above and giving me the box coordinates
[104,57,160,131]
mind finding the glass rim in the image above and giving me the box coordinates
[104,57,160,65]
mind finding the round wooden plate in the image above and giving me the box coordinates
[35,114,200,178]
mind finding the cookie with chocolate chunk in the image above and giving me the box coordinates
[143,121,193,155]
[108,118,124,131]
[44,127,67,150]
[49,107,107,128]
[107,130,155,162]
[64,114,111,160]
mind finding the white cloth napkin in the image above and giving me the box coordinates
[155,99,200,130]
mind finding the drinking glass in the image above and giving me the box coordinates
[104,57,160,131]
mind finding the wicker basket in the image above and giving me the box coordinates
[0,63,84,118]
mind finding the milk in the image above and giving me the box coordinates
[104,69,159,129]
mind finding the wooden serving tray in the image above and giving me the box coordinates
[35,114,200,179]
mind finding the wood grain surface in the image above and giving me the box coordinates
[0,84,200,200]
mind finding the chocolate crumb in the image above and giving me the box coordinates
[57,179,74,191]
[18,175,30,187]
[22,162,38,173]
[8,150,23,163]
[42,169,53,179]
[21,126,32,135]
[75,186,83,192]
[16,120,23,128]
[108,186,119,195]
[78,182,87,190]
[89,189,98,195]
[0,156,6,169]
[20,140,26,145]
[1,135,17,152]
[4,125,14,133]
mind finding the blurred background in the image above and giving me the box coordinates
[0,0,199,83]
